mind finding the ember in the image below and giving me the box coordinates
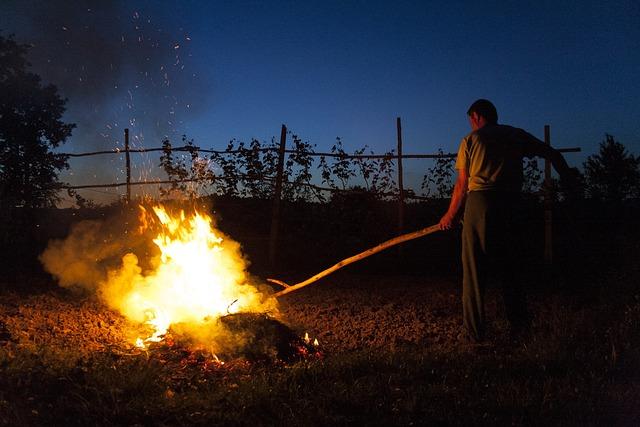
[217,313,321,362]
[144,313,322,364]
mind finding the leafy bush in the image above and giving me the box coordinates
[421,149,455,199]
[159,135,215,200]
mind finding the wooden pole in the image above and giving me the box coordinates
[268,124,287,269]
[270,224,440,297]
[124,128,131,204]
[396,117,405,246]
[544,125,553,265]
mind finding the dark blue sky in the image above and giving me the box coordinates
[2,0,639,203]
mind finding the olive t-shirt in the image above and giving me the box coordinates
[455,124,547,193]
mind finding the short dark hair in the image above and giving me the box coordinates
[467,99,498,124]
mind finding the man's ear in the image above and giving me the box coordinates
[469,112,480,127]
[472,112,486,127]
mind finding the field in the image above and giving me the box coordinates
[2,264,639,426]
[1,199,639,425]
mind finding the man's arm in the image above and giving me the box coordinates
[536,144,572,177]
[439,168,468,230]
[521,130,572,177]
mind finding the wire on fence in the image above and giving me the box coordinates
[59,143,580,197]
[61,146,580,159]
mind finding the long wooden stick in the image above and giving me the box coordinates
[270,224,441,297]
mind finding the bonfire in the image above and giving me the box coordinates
[41,203,320,362]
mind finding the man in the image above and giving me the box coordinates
[440,99,574,343]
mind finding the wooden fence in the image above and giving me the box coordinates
[61,119,580,268]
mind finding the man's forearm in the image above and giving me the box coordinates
[446,180,467,219]
[439,170,468,230]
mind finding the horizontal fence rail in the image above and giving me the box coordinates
[58,147,580,192]
[61,146,581,160]
[58,122,581,268]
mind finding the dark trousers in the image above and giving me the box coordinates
[461,191,528,340]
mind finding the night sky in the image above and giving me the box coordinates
[2,0,639,204]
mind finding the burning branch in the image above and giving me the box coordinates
[269,224,440,297]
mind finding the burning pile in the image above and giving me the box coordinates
[41,204,317,361]
[106,204,277,348]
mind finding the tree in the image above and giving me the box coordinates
[583,135,640,202]
[0,34,75,208]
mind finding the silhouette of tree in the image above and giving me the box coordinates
[583,135,640,202]
[0,34,75,208]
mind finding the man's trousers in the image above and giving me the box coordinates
[461,191,529,340]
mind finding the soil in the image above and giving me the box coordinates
[0,272,509,363]
[277,273,466,352]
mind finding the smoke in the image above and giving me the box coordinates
[39,204,278,350]
[40,220,126,292]
[39,208,157,293]
[2,1,211,195]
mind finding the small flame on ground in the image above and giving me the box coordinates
[304,332,320,347]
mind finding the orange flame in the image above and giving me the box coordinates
[101,204,276,348]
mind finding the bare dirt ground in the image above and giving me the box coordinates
[2,268,639,426]
[277,273,465,352]
[0,272,517,361]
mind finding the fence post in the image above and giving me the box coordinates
[544,125,553,265]
[396,117,405,256]
[125,128,131,204]
[269,124,287,269]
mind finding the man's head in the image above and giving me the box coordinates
[467,99,498,130]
